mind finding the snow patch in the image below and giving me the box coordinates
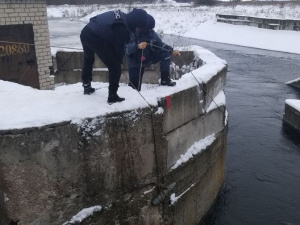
[286,77,300,84]
[206,91,226,112]
[63,206,102,225]
[285,99,300,112]
[4,193,9,203]
[75,117,106,140]
[170,183,195,205]
[225,110,229,126]
[155,107,164,114]
[171,134,216,170]
[143,186,156,195]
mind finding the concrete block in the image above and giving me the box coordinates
[54,70,110,84]
[202,66,227,111]
[165,130,226,195]
[286,78,300,90]
[283,102,300,133]
[170,146,225,225]
[0,108,158,225]
[166,106,225,169]
[79,109,157,198]
[163,131,226,225]
[55,52,106,71]
[161,86,204,134]
[0,123,85,225]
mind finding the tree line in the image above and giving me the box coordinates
[46,0,194,5]
[46,0,217,6]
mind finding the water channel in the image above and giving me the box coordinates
[49,19,300,225]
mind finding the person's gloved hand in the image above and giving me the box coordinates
[138,42,147,49]
[172,50,180,56]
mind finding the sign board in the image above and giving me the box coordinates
[0,24,40,88]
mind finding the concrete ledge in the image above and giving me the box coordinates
[202,67,227,112]
[53,51,202,85]
[286,77,300,90]
[283,100,300,133]
[217,14,300,31]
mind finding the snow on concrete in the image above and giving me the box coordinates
[143,186,156,195]
[62,206,102,225]
[0,46,226,130]
[206,91,226,113]
[170,134,216,170]
[285,99,300,112]
[170,183,195,205]
[286,77,300,85]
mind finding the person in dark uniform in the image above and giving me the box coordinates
[80,8,148,104]
[125,14,180,91]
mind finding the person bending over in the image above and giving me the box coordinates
[80,8,149,103]
[126,14,180,91]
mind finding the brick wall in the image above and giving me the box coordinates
[0,0,54,89]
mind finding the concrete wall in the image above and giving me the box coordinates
[0,0,54,89]
[283,102,300,134]
[53,51,202,85]
[217,14,300,31]
[0,50,227,225]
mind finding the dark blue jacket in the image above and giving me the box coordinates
[87,10,128,40]
[126,30,173,68]
[86,10,130,63]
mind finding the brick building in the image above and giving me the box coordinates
[0,0,54,89]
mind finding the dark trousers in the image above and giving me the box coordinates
[129,49,171,91]
[129,67,145,91]
[80,26,121,93]
[151,49,172,73]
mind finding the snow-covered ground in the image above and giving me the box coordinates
[48,2,300,54]
[1,2,300,130]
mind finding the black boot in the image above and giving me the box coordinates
[161,71,176,87]
[83,83,95,95]
[107,91,125,104]
[161,80,176,86]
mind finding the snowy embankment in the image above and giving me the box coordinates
[47,2,300,54]
[0,46,226,130]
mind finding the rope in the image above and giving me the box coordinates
[138,49,144,91]
[18,64,31,84]
[178,54,227,118]
[121,71,162,185]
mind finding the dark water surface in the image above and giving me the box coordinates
[164,35,300,225]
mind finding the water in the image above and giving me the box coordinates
[163,35,300,225]
[49,20,300,224]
